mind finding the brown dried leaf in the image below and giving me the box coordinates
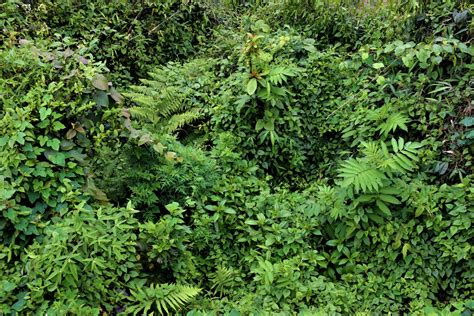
[53,60,63,69]
[122,108,130,118]
[62,69,78,80]
[19,39,31,46]
[109,87,124,104]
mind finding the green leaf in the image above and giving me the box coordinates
[92,74,109,90]
[0,189,16,200]
[378,194,401,204]
[402,243,411,258]
[415,206,425,217]
[39,108,52,121]
[391,138,399,152]
[245,219,258,226]
[44,151,66,166]
[38,135,48,146]
[47,138,61,151]
[373,63,384,69]
[376,199,391,216]
[415,48,430,64]
[431,56,442,64]
[255,119,264,131]
[93,90,109,107]
[402,55,414,68]
[246,78,258,95]
[459,117,474,127]
[368,213,385,224]
[52,121,66,131]
[12,298,26,311]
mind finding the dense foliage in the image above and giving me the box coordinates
[1,0,473,314]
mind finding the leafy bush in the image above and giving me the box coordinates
[1,1,473,315]
[0,203,200,314]
[0,42,111,246]
[2,0,217,84]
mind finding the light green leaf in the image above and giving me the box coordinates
[402,243,411,258]
[39,108,52,121]
[246,78,258,95]
[373,63,384,69]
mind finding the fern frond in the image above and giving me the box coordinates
[267,65,299,85]
[125,86,184,118]
[361,141,385,165]
[165,110,202,134]
[126,283,201,315]
[338,158,386,193]
[381,138,422,173]
[129,106,161,123]
[377,112,410,136]
[123,59,216,136]
[209,266,238,295]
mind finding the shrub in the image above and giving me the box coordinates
[0,41,114,246]
[3,0,217,83]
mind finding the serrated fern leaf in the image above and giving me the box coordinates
[126,283,201,315]
[377,112,410,136]
[125,86,184,118]
[382,138,422,173]
[361,141,385,165]
[129,106,161,123]
[123,60,214,136]
[165,110,202,133]
[338,158,386,193]
[267,65,299,85]
[210,266,238,295]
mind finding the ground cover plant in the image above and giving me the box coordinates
[1,0,473,314]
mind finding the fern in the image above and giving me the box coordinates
[338,158,386,193]
[380,138,422,173]
[338,138,422,194]
[361,141,385,166]
[266,65,299,85]
[377,112,410,136]
[209,265,239,296]
[124,59,214,135]
[125,283,201,315]
[165,110,202,134]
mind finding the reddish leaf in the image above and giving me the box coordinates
[122,108,130,118]
[78,56,89,65]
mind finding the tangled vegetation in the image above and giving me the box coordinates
[1,0,473,314]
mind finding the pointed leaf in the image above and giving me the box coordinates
[246,78,258,95]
